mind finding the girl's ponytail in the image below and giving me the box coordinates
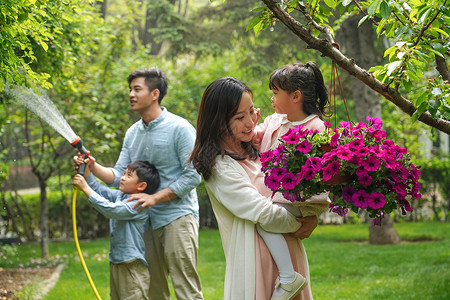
[305,62,330,118]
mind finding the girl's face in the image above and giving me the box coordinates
[270,87,297,114]
[227,91,258,145]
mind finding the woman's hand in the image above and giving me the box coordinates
[290,215,318,240]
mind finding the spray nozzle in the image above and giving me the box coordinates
[70,136,89,175]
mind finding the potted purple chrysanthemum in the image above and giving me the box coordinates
[261,116,421,225]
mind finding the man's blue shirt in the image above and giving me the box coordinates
[110,108,201,229]
[86,174,148,265]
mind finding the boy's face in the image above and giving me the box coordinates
[129,77,158,114]
[119,168,143,194]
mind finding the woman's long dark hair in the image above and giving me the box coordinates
[190,77,258,180]
[269,61,330,119]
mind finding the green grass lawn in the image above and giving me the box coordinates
[3,222,449,299]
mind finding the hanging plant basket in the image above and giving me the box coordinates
[261,53,421,225]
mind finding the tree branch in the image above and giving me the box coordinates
[435,54,450,82]
[261,0,450,135]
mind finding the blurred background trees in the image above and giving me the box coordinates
[0,0,448,256]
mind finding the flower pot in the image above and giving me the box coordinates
[322,173,350,185]
[319,143,350,185]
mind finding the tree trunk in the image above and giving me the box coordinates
[339,15,400,245]
[12,192,35,241]
[0,192,20,239]
[39,179,49,258]
[368,214,400,244]
[142,1,163,55]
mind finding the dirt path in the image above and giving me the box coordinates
[0,264,64,299]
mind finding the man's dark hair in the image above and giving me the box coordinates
[127,68,168,104]
[127,160,160,194]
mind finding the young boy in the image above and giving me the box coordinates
[72,160,160,300]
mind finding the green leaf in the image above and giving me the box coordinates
[418,7,432,25]
[358,15,369,27]
[323,0,338,9]
[342,0,352,7]
[412,102,428,122]
[414,91,430,107]
[246,14,263,32]
[368,0,382,16]
[431,87,442,97]
[376,18,386,37]
[387,61,401,75]
[380,1,391,19]
[39,39,48,51]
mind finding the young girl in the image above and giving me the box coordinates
[255,62,331,299]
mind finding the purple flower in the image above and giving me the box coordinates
[340,121,351,128]
[362,155,381,172]
[412,183,421,199]
[324,121,332,128]
[321,151,336,164]
[322,161,340,182]
[358,172,373,186]
[368,192,386,209]
[301,165,316,181]
[341,187,356,202]
[352,190,369,208]
[283,191,304,202]
[305,157,323,172]
[295,140,313,153]
[409,164,421,181]
[398,166,409,179]
[270,167,287,181]
[281,172,297,190]
[372,213,384,226]
[331,205,349,216]
[336,146,353,161]
[366,116,383,129]
[355,146,370,157]
[281,129,300,144]
[260,150,274,167]
[330,132,340,147]
[264,174,280,191]
[399,200,413,215]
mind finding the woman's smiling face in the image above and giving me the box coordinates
[227,91,258,144]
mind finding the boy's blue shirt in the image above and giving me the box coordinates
[109,107,201,229]
[86,174,148,266]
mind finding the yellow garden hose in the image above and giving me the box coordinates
[72,188,102,300]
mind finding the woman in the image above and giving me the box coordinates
[190,77,317,300]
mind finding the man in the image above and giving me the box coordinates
[79,68,203,299]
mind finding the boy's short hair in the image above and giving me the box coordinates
[127,68,168,104]
[127,160,160,194]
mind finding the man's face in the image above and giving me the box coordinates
[129,77,156,113]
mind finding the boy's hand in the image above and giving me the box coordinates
[73,153,96,172]
[72,174,89,193]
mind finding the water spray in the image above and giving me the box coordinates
[7,84,102,299]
